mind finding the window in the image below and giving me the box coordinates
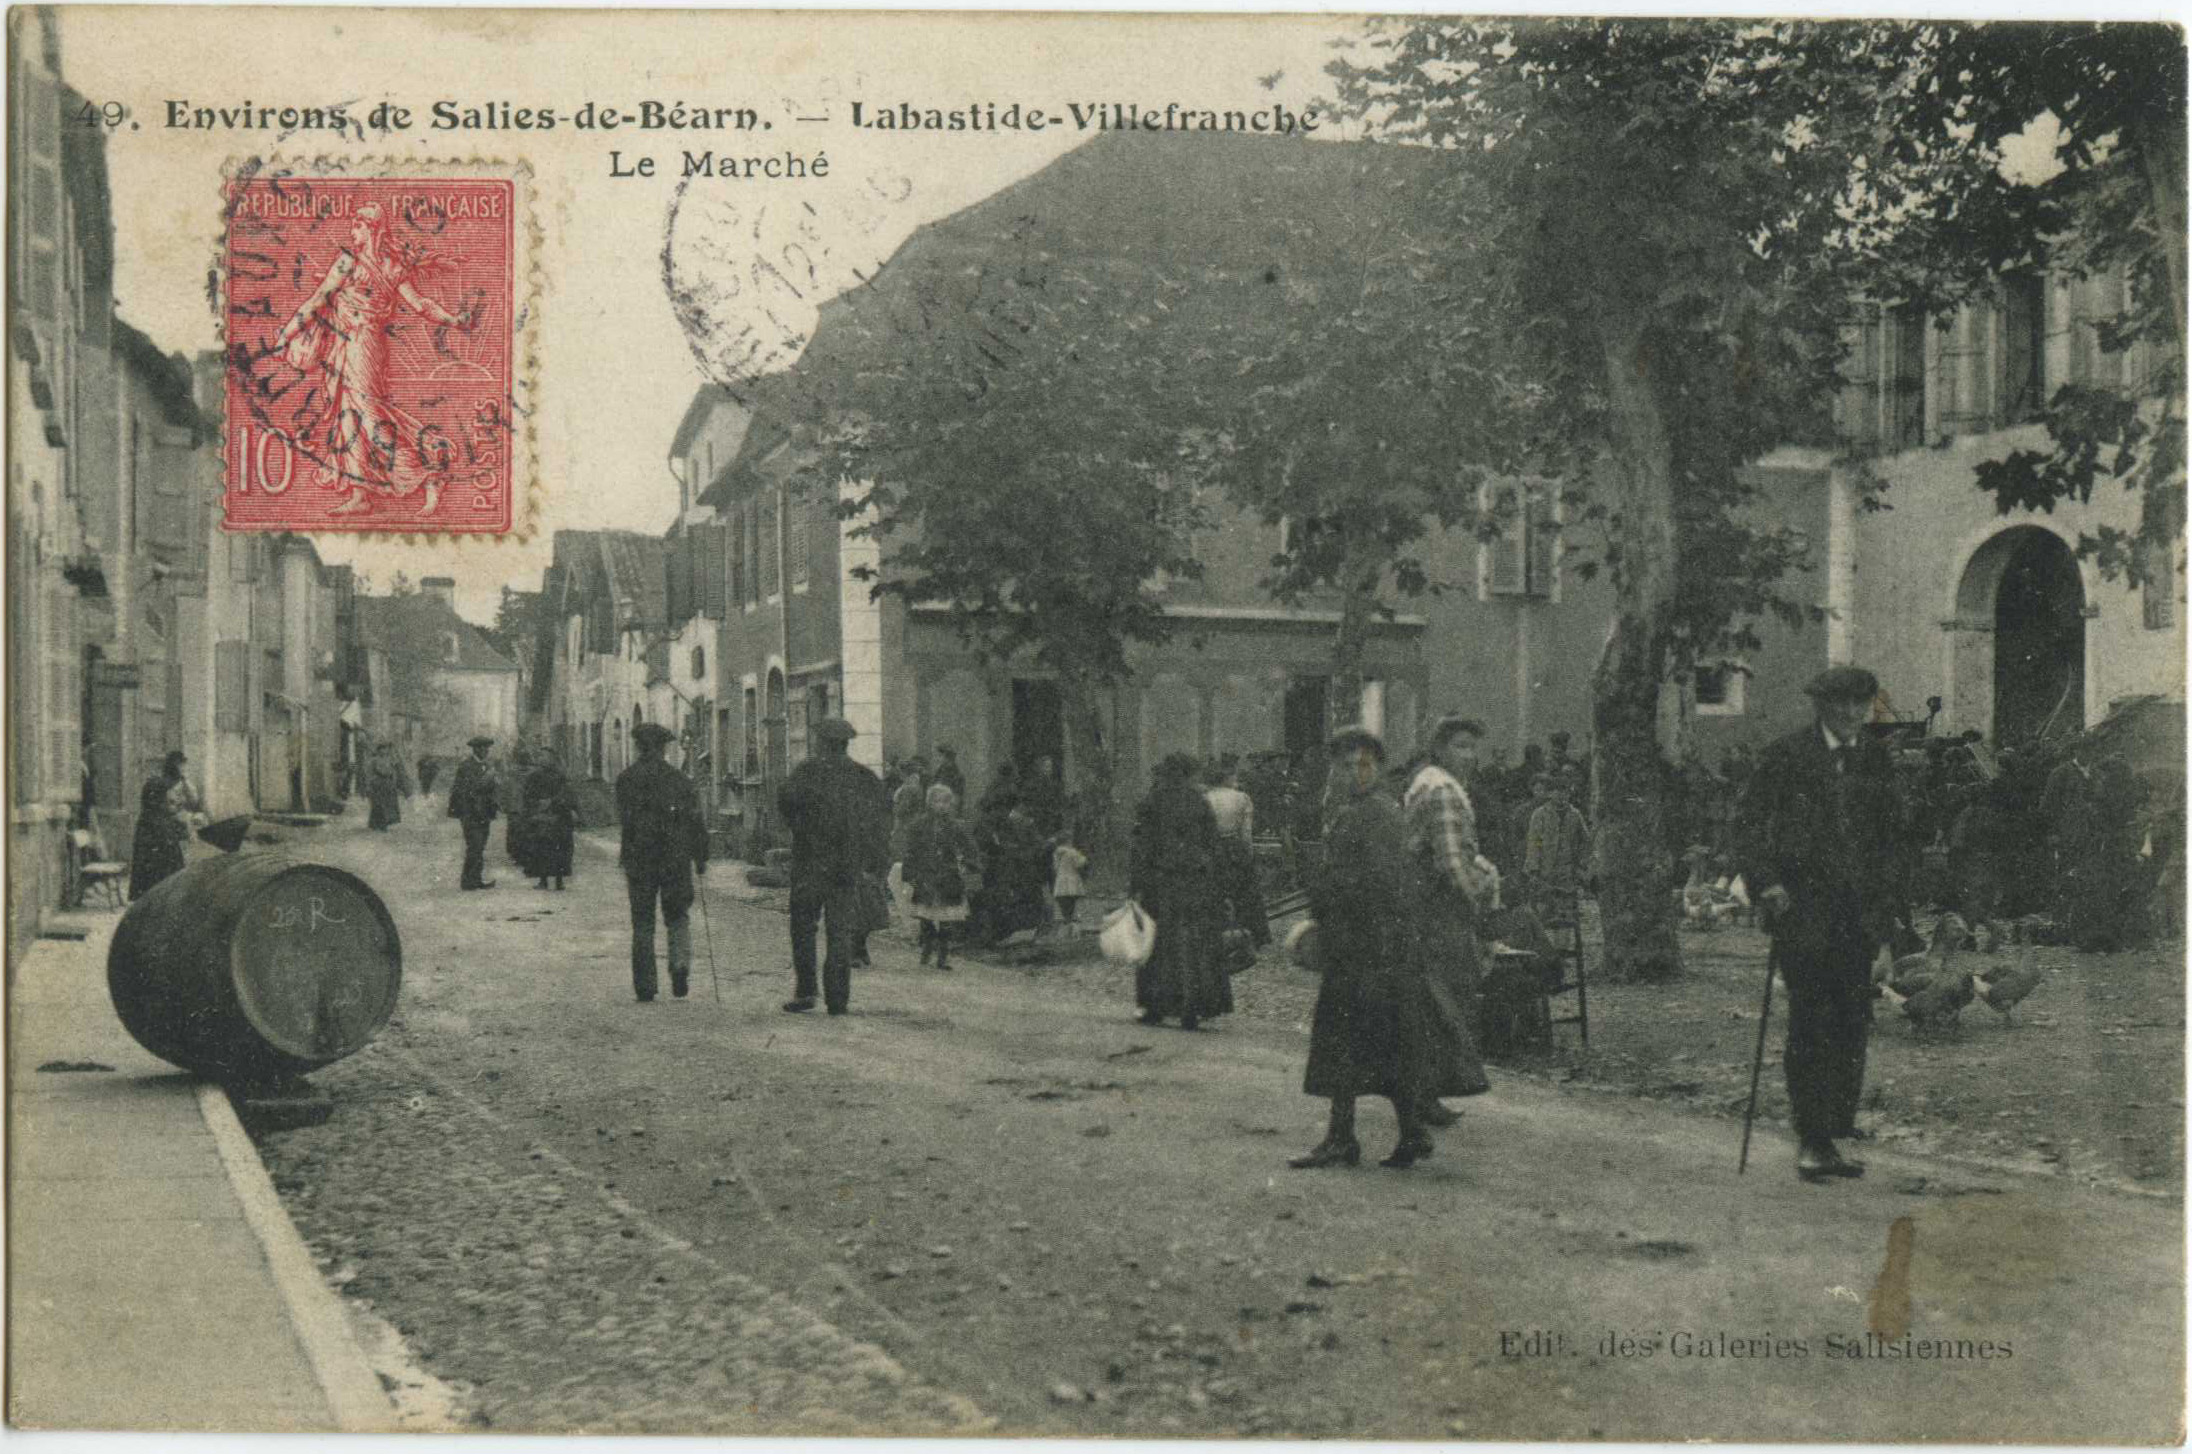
[729,506,745,606]
[691,645,706,679]
[789,489,810,588]
[443,631,461,665]
[1998,272,2046,424]
[1888,303,1926,451]
[759,491,780,598]
[1693,662,1747,717]
[743,685,759,775]
[1484,480,1557,599]
[745,504,762,605]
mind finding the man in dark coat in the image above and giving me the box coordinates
[778,716,888,1015]
[617,722,710,1001]
[446,736,500,890]
[1737,665,1901,1184]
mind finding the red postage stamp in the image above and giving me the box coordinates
[220,164,532,535]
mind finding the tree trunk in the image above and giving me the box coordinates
[1059,671,1124,884]
[1592,316,1684,983]
[1328,539,1383,730]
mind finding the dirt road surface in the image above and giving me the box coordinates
[251,810,2185,1440]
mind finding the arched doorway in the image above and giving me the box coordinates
[1950,525,2086,744]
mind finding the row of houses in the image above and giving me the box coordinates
[525,131,2181,851]
[8,10,522,947]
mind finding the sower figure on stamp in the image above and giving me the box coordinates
[618,722,710,1002]
[1737,666,1901,1184]
[447,736,500,891]
[778,717,888,1016]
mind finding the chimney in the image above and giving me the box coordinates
[420,576,458,613]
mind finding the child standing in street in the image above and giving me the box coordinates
[1052,832,1089,933]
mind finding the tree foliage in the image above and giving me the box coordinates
[1862,22,2186,582]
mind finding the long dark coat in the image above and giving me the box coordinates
[129,770,187,900]
[365,760,403,830]
[516,763,578,880]
[1128,780,1231,1022]
[1303,784,1486,1101]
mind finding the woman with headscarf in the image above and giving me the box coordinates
[1290,726,1424,1168]
[1128,752,1230,1030]
[1290,722,1485,1170]
[129,750,194,899]
[906,783,979,971]
[518,755,578,890]
[366,744,405,831]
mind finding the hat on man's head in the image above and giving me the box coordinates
[468,735,496,749]
[813,716,857,744]
[1328,723,1387,761]
[631,723,675,748]
[1803,665,1880,703]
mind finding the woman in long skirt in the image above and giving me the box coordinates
[1129,753,1231,1029]
[129,751,192,899]
[518,758,578,890]
[366,746,404,831]
[906,784,978,970]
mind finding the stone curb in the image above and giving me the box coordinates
[195,1082,398,1432]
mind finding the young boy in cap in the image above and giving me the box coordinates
[1737,664,1899,1183]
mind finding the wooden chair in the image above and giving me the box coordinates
[69,823,128,910]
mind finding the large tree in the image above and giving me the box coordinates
[1329,20,1903,979]
[785,216,1213,857]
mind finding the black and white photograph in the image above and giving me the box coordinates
[6,6,2187,1441]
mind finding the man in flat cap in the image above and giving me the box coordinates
[617,721,710,1002]
[778,715,889,1015]
[447,735,501,890]
[1736,665,1899,1183]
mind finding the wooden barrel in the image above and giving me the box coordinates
[107,852,402,1083]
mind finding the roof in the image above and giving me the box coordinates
[355,594,517,674]
[112,318,205,433]
[548,529,667,632]
[667,383,751,460]
[731,130,1463,447]
[600,533,668,632]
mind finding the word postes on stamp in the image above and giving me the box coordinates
[222,167,528,535]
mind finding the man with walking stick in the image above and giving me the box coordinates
[1736,666,1900,1183]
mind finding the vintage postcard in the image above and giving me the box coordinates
[6,5,2185,1444]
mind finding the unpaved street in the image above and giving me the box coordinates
[253,810,2184,1439]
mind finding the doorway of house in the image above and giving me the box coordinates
[1282,675,1330,764]
[1012,679,1065,779]
[1993,528,2086,744]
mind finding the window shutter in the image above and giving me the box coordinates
[1525,486,1557,598]
[1835,311,1882,451]
[789,490,809,587]
[1888,305,1927,451]
[1938,305,1987,437]
[759,494,780,597]
[702,523,728,618]
[665,533,689,624]
[745,507,761,604]
[1489,483,1526,596]
[729,508,744,606]
[215,641,250,731]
